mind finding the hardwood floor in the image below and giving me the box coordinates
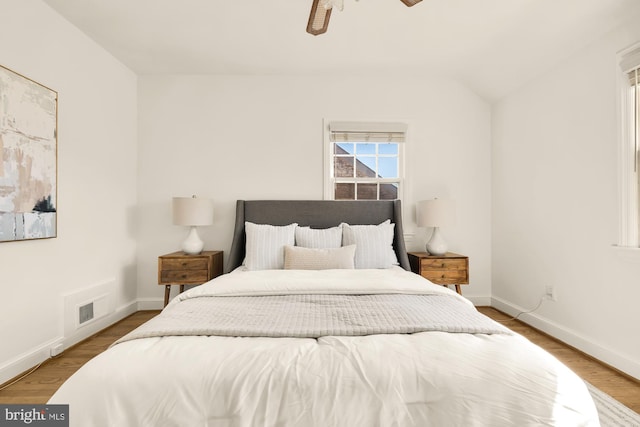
[477,307,640,413]
[1,308,639,414]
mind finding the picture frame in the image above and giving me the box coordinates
[0,64,58,242]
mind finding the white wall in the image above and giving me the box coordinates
[492,12,640,379]
[0,0,138,383]
[137,74,492,306]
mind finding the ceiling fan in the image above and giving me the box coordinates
[306,0,422,36]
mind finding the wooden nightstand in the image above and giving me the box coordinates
[158,251,223,307]
[408,252,469,295]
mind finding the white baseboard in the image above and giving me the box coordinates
[491,297,640,380]
[136,298,164,311]
[466,296,492,306]
[61,300,138,350]
[0,337,63,387]
[1,297,177,385]
[0,301,138,386]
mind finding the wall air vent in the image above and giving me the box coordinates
[79,302,94,325]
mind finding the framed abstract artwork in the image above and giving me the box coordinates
[0,64,57,242]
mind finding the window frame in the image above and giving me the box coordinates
[323,119,408,202]
[617,43,640,249]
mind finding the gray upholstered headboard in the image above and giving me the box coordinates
[225,200,410,273]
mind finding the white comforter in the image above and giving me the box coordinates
[49,268,599,426]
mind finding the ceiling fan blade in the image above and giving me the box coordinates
[307,0,332,36]
[399,0,422,6]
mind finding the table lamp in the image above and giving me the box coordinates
[172,195,214,255]
[417,198,455,256]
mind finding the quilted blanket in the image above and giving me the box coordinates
[116,292,510,344]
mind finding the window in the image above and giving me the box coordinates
[324,121,406,201]
[619,45,640,247]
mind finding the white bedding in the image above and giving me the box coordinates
[49,268,599,426]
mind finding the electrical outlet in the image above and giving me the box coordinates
[544,285,557,301]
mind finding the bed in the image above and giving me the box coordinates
[49,200,599,426]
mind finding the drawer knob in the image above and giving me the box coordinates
[181,274,187,279]
[182,262,188,267]
[441,263,445,268]
[441,274,445,278]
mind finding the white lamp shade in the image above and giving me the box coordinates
[416,199,455,228]
[172,197,214,226]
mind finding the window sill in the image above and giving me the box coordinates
[612,245,640,263]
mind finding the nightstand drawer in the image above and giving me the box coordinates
[160,269,209,283]
[420,258,466,271]
[161,258,209,270]
[421,270,467,283]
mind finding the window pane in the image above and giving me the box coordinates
[356,156,377,177]
[334,156,354,178]
[335,183,355,200]
[357,183,378,200]
[356,143,375,155]
[335,143,354,154]
[379,183,398,200]
[328,127,403,203]
[379,143,398,155]
[378,157,398,178]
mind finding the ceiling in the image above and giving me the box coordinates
[43,0,639,102]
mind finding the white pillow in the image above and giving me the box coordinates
[244,222,297,270]
[284,245,356,270]
[295,225,342,248]
[341,220,397,269]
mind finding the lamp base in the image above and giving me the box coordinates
[182,226,204,255]
[426,227,448,256]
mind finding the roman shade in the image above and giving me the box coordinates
[329,121,407,143]
[630,68,639,86]
[621,46,640,75]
